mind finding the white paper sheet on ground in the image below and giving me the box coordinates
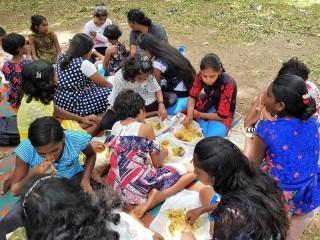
[146,115,181,136]
[149,189,211,240]
[170,118,203,146]
[156,133,194,164]
[110,211,154,240]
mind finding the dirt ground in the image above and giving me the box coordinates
[56,24,320,116]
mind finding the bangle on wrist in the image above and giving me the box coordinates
[158,101,164,105]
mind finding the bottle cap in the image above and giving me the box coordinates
[178,45,186,53]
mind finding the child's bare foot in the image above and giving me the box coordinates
[0,172,12,195]
[132,204,148,219]
[132,189,164,218]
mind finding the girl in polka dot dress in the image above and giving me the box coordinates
[246,74,320,239]
[54,33,112,116]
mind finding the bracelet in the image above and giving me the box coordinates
[158,101,164,105]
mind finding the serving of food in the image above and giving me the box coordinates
[146,118,163,132]
[166,208,200,237]
[173,125,203,145]
[160,140,185,159]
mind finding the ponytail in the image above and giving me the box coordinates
[60,33,93,69]
[272,74,316,120]
[127,9,152,27]
[300,94,317,120]
[60,53,73,69]
[30,15,46,33]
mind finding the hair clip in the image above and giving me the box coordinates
[36,71,42,79]
[141,55,150,62]
[302,93,310,99]
[302,93,311,105]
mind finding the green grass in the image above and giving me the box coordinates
[1,0,320,47]
[307,55,320,85]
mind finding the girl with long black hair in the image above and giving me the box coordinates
[185,137,288,240]
[137,32,196,109]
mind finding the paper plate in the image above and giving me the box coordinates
[150,190,211,240]
[156,134,193,164]
[165,210,210,240]
[172,121,203,146]
[145,115,180,136]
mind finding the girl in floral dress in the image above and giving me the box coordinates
[105,90,196,218]
[2,33,31,109]
[102,24,128,76]
[246,74,320,239]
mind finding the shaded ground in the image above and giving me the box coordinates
[1,0,320,238]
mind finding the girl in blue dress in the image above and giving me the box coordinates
[246,74,320,239]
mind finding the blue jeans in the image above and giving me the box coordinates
[198,107,228,137]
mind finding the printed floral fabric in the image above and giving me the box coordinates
[256,117,320,214]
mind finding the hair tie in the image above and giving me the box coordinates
[36,71,42,79]
[141,55,149,62]
[302,93,311,105]
[22,175,60,216]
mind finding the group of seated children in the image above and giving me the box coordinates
[0,3,320,240]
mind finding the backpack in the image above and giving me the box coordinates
[0,116,20,146]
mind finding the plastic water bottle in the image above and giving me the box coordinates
[178,45,186,56]
[97,63,105,76]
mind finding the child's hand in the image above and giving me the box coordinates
[182,116,192,128]
[158,104,168,121]
[81,179,93,194]
[81,115,100,125]
[30,161,56,177]
[160,148,168,163]
[185,208,202,226]
[89,31,97,38]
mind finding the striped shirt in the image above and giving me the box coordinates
[15,130,91,179]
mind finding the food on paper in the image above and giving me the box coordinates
[174,127,202,142]
[172,146,185,157]
[166,209,200,236]
[146,119,163,131]
[160,140,185,158]
[160,140,170,148]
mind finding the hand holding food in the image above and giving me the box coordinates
[166,209,200,236]
[146,119,163,132]
[185,208,202,226]
[30,160,56,177]
[182,116,192,128]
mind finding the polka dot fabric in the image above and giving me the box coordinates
[54,55,111,116]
